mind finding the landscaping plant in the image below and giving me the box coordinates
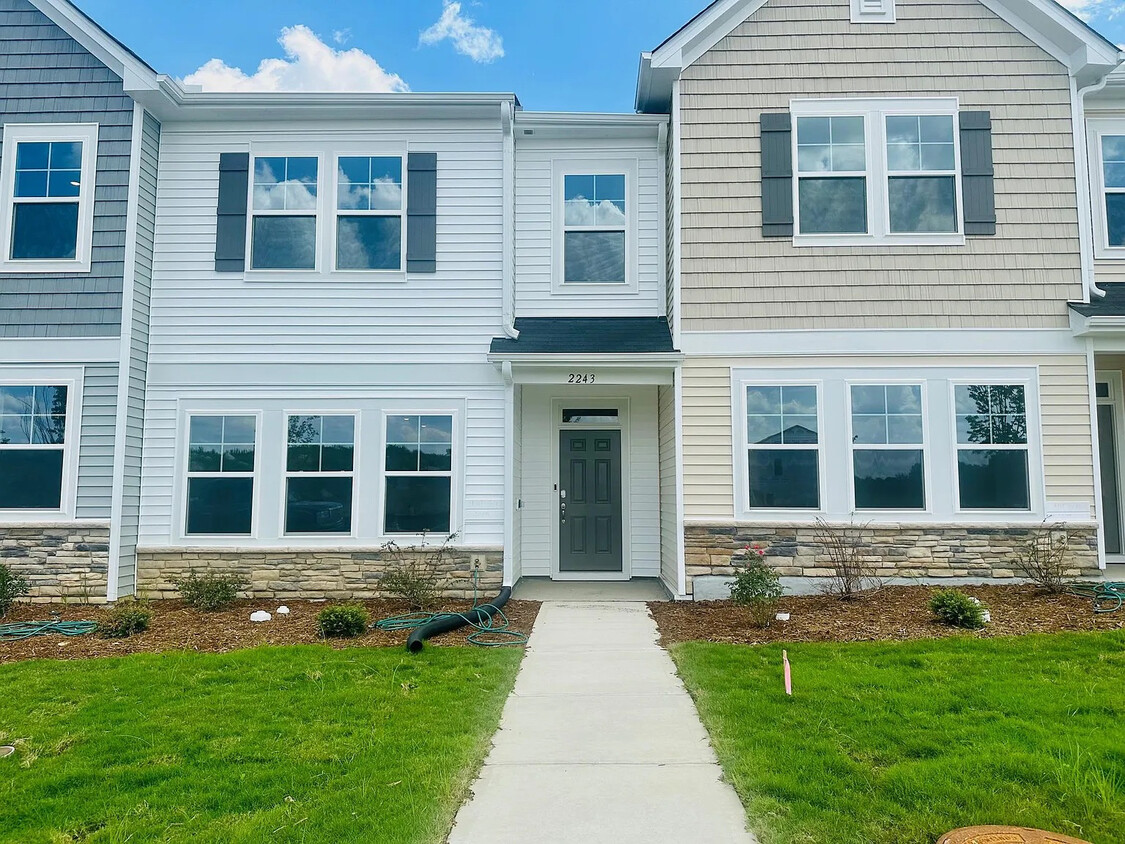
[97,601,152,638]
[929,589,987,630]
[174,571,249,611]
[813,519,880,600]
[0,563,30,618]
[729,547,783,627]
[317,604,369,638]
[1014,521,1072,593]
[380,532,457,610]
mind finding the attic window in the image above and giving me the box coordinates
[851,0,894,23]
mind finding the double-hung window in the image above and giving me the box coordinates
[185,415,257,535]
[285,414,356,534]
[954,384,1030,510]
[384,414,453,534]
[1099,133,1125,249]
[0,385,68,510]
[563,173,627,283]
[336,156,403,270]
[792,99,961,243]
[745,385,820,510]
[1,124,97,271]
[850,384,926,510]
[251,156,318,270]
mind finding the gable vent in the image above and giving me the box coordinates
[851,0,894,23]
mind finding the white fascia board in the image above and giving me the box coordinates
[30,0,158,88]
[1070,309,1125,338]
[486,353,684,366]
[650,0,768,70]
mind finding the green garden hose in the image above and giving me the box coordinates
[1067,582,1125,614]
[0,619,97,642]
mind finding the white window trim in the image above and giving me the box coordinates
[791,97,964,247]
[552,158,639,295]
[1087,119,1125,259]
[0,366,82,523]
[377,408,461,542]
[246,152,323,275]
[180,411,263,540]
[331,153,407,275]
[281,411,360,538]
[845,379,932,515]
[0,123,98,273]
[851,0,895,24]
[950,379,1038,515]
[737,379,827,518]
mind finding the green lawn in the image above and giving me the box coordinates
[0,645,522,843]
[672,632,1125,844]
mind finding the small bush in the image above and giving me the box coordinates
[1015,521,1072,594]
[98,601,151,638]
[929,589,987,630]
[380,532,457,611]
[729,554,784,628]
[0,564,30,618]
[317,604,369,639]
[175,572,248,611]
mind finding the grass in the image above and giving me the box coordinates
[0,645,522,843]
[672,631,1125,844]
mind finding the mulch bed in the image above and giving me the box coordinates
[650,585,1125,646]
[0,598,540,664]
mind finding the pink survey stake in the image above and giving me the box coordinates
[783,650,792,696]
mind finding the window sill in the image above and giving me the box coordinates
[0,258,91,274]
[792,233,965,248]
[240,270,408,283]
[0,511,80,525]
[552,281,638,295]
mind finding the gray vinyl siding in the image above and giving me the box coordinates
[678,0,1083,331]
[116,111,158,596]
[0,0,134,337]
[77,363,117,519]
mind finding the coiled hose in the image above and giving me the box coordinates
[0,619,97,642]
[1067,582,1125,614]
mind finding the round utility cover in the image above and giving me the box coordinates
[0,746,14,759]
[939,827,1091,844]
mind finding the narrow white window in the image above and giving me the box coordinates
[954,384,1030,510]
[795,117,868,235]
[285,414,356,535]
[336,156,403,271]
[886,115,958,233]
[0,124,98,272]
[251,156,318,270]
[1100,135,1125,248]
[745,385,820,509]
[0,385,68,510]
[850,384,926,510]
[563,174,626,283]
[185,415,256,535]
[384,414,453,534]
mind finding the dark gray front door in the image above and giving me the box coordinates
[559,430,623,572]
[1098,403,1122,555]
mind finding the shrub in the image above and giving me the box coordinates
[1014,521,1071,594]
[380,532,457,611]
[317,604,369,639]
[97,601,151,638]
[0,564,30,618]
[174,572,248,611]
[929,589,987,630]
[729,551,784,628]
[813,519,880,600]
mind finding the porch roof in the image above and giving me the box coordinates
[489,317,677,355]
[1071,283,1125,318]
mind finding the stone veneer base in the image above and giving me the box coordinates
[137,547,504,601]
[0,524,110,601]
[684,522,1100,598]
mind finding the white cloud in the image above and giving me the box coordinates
[183,25,408,93]
[1056,0,1125,21]
[419,1,504,64]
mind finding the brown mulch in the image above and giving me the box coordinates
[649,584,1125,646]
[0,598,540,664]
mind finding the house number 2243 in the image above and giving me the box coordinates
[567,373,596,384]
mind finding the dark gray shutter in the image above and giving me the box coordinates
[761,112,794,238]
[215,152,250,272]
[959,111,996,236]
[407,152,437,273]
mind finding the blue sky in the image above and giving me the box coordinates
[77,0,1125,113]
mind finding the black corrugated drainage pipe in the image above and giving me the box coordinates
[405,586,513,653]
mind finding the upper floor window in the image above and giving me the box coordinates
[0,384,68,512]
[251,156,318,270]
[0,124,98,273]
[1099,133,1125,250]
[563,173,627,284]
[792,99,962,245]
[336,156,403,271]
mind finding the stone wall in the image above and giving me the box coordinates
[0,524,110,601]
[685,523,1100,598]
[137,546,504,601]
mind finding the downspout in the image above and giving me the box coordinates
[502,360,516,587]
[1073,72,1114,301]
[501,101,519,339]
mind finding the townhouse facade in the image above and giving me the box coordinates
[2,0,1123,603]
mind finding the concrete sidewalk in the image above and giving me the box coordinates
[447,601,757,844]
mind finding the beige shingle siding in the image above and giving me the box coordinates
[681,355,1095,521]
[678,0,1082,331]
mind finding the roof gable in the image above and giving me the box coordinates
[637,0,1122,112]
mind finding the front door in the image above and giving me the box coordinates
[559,430,623,572]
[1098,402,1122,555]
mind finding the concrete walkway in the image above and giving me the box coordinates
[447,601,757,844]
